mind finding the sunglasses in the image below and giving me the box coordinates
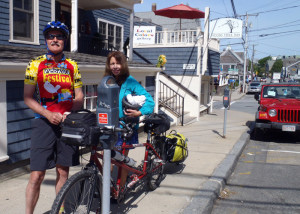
[46,34,66,40]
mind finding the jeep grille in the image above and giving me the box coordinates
[277,109,300,122]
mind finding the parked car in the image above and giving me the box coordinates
[254,82,300,138]
[260,77,267,82]
[247,81,262,94]
[271,79,279,83]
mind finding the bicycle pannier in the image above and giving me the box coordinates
[144,111,170,134]
[165,130,188,163]
[61,109,100,146]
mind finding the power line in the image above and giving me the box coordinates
[220,42,244,47]
[255,4,300,14]
[250,31,300,41]
[259,29,300,37]
[258,42,299,52]
[250,19,300,32]
[246,0,300,14]
[222,0,230,17]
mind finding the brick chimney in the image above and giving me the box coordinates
[152,3,157,11]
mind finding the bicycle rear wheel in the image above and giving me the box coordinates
[51,168,102,214]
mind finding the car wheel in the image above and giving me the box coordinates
[253,128,265,141]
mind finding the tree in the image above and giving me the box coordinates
[257,56,272,77]
[270,59,283,74]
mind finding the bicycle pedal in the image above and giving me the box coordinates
[154,158,163,163]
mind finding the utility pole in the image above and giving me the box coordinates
[238,13,258,93]
[251,44,255,81]
[243,13,248,93]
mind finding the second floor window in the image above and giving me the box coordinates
[98,19,123,51]
[13,0,34,42]
[10,0,38,44]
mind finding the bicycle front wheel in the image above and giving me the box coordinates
[51,168,102,214]
[147,137,166,191]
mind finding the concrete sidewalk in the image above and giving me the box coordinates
[0,90,253,214]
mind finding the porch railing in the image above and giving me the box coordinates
[159,81,184,126]
[155,29,199,44]
[78,34,118,56]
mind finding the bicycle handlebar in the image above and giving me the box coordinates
[99,120,133,138]
[99,114,162,136]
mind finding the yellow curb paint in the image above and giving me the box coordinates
[239,171,251,175]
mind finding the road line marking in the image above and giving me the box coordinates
[239,171,251,175]
[262,149,300,154]
[243,161,253,163]
[221,101,236,109]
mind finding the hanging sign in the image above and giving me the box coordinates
[210,18,243,39]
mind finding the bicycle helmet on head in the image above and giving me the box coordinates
[43,21,69,56]
[43,21,69,39]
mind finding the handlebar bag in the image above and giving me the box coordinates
[61,109,100,146]
[165,130,188,163]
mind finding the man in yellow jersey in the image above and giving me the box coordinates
[24,21,84,214]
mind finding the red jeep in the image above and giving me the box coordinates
[254,82,300,137]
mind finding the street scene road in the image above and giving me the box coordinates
[212,111,300,213]
[0,89,254,214]
[3,89,300,214]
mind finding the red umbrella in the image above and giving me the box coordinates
[154,3,205,30]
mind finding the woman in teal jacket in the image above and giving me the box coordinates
[104,51,155,188]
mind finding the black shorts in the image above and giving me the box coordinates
[30,118,79,171]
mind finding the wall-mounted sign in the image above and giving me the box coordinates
[183,64,196,69]
[133,26,156,44]
[210,18,243,39]
[228,68,238,75]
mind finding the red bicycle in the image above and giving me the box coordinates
[50,116,167,214]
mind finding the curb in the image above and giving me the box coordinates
[181,129,251,214]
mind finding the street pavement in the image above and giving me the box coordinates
[0,88,254,214]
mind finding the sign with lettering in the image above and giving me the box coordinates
[183,64,196,69]
[133,26,156,44]
[210,18,243,39]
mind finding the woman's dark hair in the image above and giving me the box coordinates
[104,51,129,85]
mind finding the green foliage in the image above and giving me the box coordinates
[258,56,272,68]
[257,56,272,77]
[270,59,283,74]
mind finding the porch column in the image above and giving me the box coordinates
[129,9,134,61]
[155,71,160,113]
[0,80,9,162]
[71,0,78,52]
[202,7,210,75]
[196,37,201,121]
[51,0,55,21]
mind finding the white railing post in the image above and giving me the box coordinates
[163,29,168,45]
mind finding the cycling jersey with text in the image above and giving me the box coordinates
[24,54,82,117]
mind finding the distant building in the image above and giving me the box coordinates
[220,46,245,85]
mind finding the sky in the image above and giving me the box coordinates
[134,0,300,61]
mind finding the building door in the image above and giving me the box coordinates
[55,1,71,52]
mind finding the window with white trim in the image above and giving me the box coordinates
[83,85,97,112]
[98,18,123,51]
[10,0,39,43]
